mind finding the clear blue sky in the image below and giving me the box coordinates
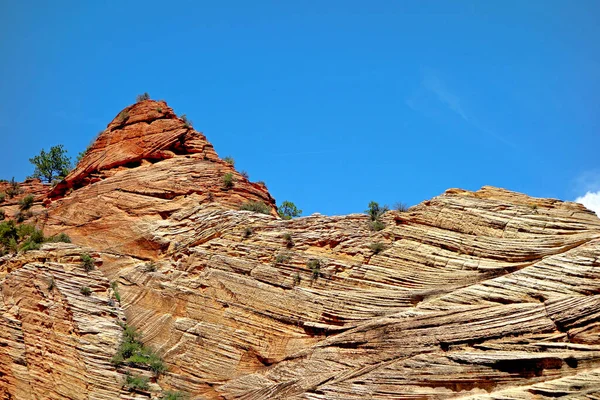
[1,1,599,216]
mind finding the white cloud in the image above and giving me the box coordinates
[575,191,600,216]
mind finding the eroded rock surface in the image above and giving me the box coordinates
[1,101,600,399]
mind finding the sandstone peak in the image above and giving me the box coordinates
[41,100,277,256]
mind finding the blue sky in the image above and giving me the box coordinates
[1,1,599,216]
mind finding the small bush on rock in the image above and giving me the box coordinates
[111,281,121,302]
[307,259,321,280]
[366,201,389,221]
[6,178,21,198]
[239,201,270,215]
[369,242,386,254]
[48,233,71,243]
[80,287,92,296]
[161,391,187,400]
[80,253,94,272]
[394,202,409,212]
[19,195,34,211]
[222,173,234,189]
[283,232,294,247]
[223,156,235,166]
[125,374,149,391]
[112,324,167,376]
[366,201,388,231]
[275,252,291,264]
[181,114,192,128]
[136,92,150,102]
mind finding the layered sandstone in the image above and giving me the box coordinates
[1,101,600,399]
[43,100,276,258]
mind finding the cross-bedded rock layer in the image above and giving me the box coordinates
[1,101,600,399]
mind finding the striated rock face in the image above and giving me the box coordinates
[2,100,600,399]
[43,100,276,258]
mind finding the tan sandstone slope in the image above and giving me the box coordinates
[1,100,600,399]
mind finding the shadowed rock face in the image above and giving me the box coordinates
[1,101,600,399]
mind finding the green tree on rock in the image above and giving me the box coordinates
[278,201,302,220]
[29,145,72,183]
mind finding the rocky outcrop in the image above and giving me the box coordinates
[42,100,276,258]
[1,100,600,399]
[0,178,49,223]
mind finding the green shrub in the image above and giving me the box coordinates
[307,259,321,280]
[240,170,249,180]
[144,262,157,272]
[222,173,234,189]
[48,233,71,243]
[369,242,386,254]
[0,209,4,221]
[293,272,301,286]
[19,195,34,211]
[80,253,94,272]
[243,227,253,238]
[239,201,270,215]
[6,178,21,198]
[181,114,192,128]
[125,374,149,391]
[29,145,72,184]
[0,221,17,254]
[147,353,167,374]
[48,278,55,291]
[161,391,187,400]
[19,240,41,252]
[369,220,385,231]
[0,193,5,203]
[16,224,44,252]
[223,156,235,166]
[136,92,150,102]
[274,252,291,264]
[156,107,163,113]
[112,324,167,376]
[283,232,294,247]
[80,287,92,296]
[366,201,388,231]
[277,201,302,220]
[394,202,408,212]
[366,201,389,221]
[111,281,121,302]
[256,180,267,187]
[0,222,53,254]
[15,211,33,223]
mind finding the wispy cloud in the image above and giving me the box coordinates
[422,72,469,122]
[405,68,515,148]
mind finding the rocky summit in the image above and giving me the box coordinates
[1,100,600,399]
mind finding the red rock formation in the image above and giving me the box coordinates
[43,100,276,257]
[0,178,50,223]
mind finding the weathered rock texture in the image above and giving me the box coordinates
[43,100,276,258]
[1,100,600,399]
